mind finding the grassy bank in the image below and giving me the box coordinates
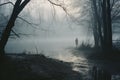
[0,54,81,80]
[75,41,120,60]
[72,43,120,76]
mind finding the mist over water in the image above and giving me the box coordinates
[1,1,120,80]
[5,36,93,61]
[2,0,94,62]
[6,36,90,75]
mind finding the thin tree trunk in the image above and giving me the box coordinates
[92,0,103,48]
[93,23,99,48]
[102,0,108,51]
[106,0,112,51]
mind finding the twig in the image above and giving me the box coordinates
[11,29,20,38]
[17,16,33,25]
[0,2,14,6]
[47,0,69,15]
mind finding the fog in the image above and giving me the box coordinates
[1,0,93,60]
[2,1,120,79]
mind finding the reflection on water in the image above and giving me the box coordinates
[6,38,120,80]
[6,38,77,59]
[6,38,84,62]
[5,38,89,77]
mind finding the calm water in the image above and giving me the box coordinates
[5,37,91,79]
[5,37,91,60]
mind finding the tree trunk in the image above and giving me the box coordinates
[0,0,30,56]
[0,13,17,55]
[106,0,112,51]
[102,0,108,51]
[102,0,112,52]
[92,0,103,48]
[93,22,99,48]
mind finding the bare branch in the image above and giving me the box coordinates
[17,16,49,32]
[18,0,30,13]
[111,0,115,11]
[47,0,81,24]
[0,2,14,6]
[11,29,20,38]
[47,0,69,15]
[112,4,120,19]
[17,16,34,25]
[48,0,61,7]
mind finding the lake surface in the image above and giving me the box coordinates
[5,37,92,60]
[5,37,93,79]
[5,37,120,80]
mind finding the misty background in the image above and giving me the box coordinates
[1,0,120,80]
[0,0,94,59]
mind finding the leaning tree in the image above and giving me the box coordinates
[0,0,30,56]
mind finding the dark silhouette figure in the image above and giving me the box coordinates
[75,38,78,47]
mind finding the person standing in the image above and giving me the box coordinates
[75,38,78,47]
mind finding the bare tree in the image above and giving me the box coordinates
[90,0,120,51]
[0,0,30,56]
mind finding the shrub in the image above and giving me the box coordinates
[77,41,93,50]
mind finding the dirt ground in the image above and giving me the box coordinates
[0,54,82,80]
